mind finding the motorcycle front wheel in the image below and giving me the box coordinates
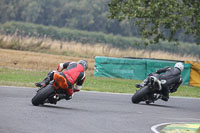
[32,84,55,106]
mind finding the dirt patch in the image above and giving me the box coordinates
[0,49,95,75]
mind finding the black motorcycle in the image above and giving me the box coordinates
[131,74,164,104]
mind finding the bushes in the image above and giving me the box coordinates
[0,21,199,57]
[0,21,138,47]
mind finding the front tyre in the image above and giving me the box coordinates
[32,84,55,106]
[131,86,149,104]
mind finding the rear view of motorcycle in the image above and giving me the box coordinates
[32,73,71,106]
[131,75,163,104]
[32,82,56,106]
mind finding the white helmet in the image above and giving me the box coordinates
[174,62,184,72]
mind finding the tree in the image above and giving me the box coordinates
[108,0,200,45]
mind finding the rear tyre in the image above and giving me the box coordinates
[32,84,55,106]
[131,86,149,104]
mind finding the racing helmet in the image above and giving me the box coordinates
[78,60,88,71]
[174,62,184,72]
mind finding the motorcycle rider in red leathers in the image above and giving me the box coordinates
[35,60,88,104]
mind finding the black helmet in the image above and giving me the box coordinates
[78,60,88,71]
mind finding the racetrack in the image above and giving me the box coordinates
[0,86,199,133]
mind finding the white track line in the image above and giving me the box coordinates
[151,121,200,133]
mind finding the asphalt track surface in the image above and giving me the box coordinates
[0,86,199,133]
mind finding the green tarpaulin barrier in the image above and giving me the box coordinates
[94,56,191,85]
[94,56,146,80]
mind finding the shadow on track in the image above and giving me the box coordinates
[41,105,73,110]
[138,103,178,109]
[38,104,89,112]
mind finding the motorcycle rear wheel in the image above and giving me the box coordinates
[32,84,55,106]
[131,86,149,104]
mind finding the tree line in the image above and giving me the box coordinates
[0,0,197,43]
[108,0,200,44]
[0,0,137,37]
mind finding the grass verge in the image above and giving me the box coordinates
[0,68,200,97]
[197,127,200,133]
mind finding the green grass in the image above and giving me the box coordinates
[0,68,200,97]
[0,68,47,87]
[197,127,200,133]
[84,76,139,93]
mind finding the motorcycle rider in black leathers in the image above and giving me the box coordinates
[136,62,184,101]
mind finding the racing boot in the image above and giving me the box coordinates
[161,87,169,101]
[161,93,169,101]
[136,78,148,88]
[136,83,144,88]
[35,76,51,87]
